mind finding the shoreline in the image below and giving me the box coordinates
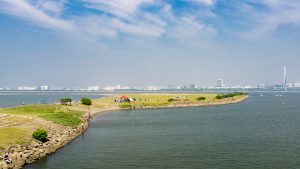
[92,95,249,116]
[0,95,248,169]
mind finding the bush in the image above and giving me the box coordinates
[215,92,247,100]
[197,97,206,101]
[32,129,48,142]
[81,98,92,105]
[168,98,176,102]
[60,98,72,105]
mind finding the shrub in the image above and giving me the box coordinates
[197,97,206,101]
[60,98,72,105]
[216,94,223,99]
[168,98,176,102]
[81,98,92,105]
[32,129,48,142]
[215,92,247,99]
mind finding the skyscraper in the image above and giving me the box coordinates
[216,79,224,88]
[283,66,287,91]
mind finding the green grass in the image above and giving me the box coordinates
[116,94,218,108]
[0,105,59,115]
[40,110,83,127]
[0,128,31,148]
[0,105,83,127]
[116,93,247,108]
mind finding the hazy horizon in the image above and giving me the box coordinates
[1,0,300,87]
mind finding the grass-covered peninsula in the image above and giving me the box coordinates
[0,92,247,168]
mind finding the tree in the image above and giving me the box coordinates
[60,98,72,105]
[197,97,206,101]
[81,98,92,105]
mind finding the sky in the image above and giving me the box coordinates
[0,0,300,88]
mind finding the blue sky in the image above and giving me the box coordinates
[0,0,300,87]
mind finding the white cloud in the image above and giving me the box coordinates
[237,0,300,39]
[167,15,217,40]
[0,0,73,31]
[82,0,156,20]
[186,0,215,5]
[74,15,118,39]
[0,0,217,40]
[33,0,67,17]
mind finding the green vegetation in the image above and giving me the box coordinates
[0,128,30,148]
[60,98,72,105]
[115,93,247,109]
[0,105,83,127]
[40,111,82,127]
[168,98,176,102]
[215,92,247,99]
[117,94,215,108]
[196,97,206,101]
[119,103,132,109]
[81,97,92,105]
[32,129,48,142]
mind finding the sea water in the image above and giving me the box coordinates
[22,92,300,168]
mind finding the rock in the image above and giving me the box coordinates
[9,154,17,161]
[30,154,39,160]
[38,149,44,154]
[13,160,25,169]
[25,158,36,164]
[21,154,28,160]
[1,164,9,169]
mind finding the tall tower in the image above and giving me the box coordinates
[216,79,224,88]
[283,66,287,91]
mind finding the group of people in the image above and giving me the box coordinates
[81,111,92,132]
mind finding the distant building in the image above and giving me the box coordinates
[230,85,242,89]
[216,79,224,88]
[103,85,129,91]
[288,82,300,88]
[283,66,287,91]
[257,84,266,89]
[144,86,161,91]
[294,83,300,88]
[17,86,38,91]
[87,86,100,91]
[40,86,49,91]
[50,87,64,91]
[243,85,254,89]
[189,84,197,89]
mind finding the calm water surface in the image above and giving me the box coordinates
[0,91,105,107]
[25,93,300,169]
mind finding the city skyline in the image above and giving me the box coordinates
[1,1,300,87]
[0,66,296,89]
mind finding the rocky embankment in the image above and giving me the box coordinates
[0,120,89,169]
